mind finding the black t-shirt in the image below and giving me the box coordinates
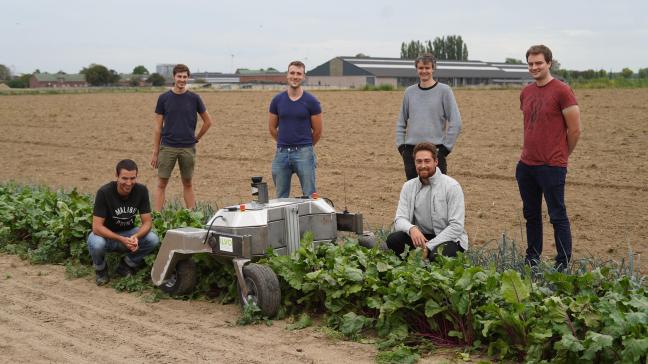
[155,90,207,148]
[93,182,151,232]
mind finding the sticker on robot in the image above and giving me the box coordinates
[219,236,234,252]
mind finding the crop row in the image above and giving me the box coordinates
[0,183,646,363]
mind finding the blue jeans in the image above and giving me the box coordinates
[515,162,572,267]
[271,145,317,198]
[87,227,160,271]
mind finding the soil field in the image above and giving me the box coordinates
[0,253,377,363]
[1,89,646,260]
[0,88,647,362]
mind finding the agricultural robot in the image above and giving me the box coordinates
[151,176,365,317]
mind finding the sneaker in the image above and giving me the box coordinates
[116,259,137,277]
[95,267,109,286]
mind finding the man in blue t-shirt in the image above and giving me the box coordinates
[151,64,214,211]
[268,60,323,198]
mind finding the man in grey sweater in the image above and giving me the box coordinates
[387,142,468,261]
[396,54,462,178]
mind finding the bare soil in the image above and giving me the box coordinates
[0,253,378,363]
[0,88,646,362]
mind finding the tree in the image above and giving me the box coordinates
[434,35,468,60]
[6,73,31,88]
[621,67,633,78]
[400,40,432,59]
[132,65,149,75]
[129,75,141,87]
[639,68,648,79]
[108,69,120,84]
[81,64,114,86]
[355,53,370,58]
[0,64,11,81]
[147,73,166,86]
[505,58,524,64]
[401,36,468,60]
[556,69,570,80]
[550,59,561,73]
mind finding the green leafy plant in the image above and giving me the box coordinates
[286,313,313,331]
[1,182,646,363]
[237,302,272,326]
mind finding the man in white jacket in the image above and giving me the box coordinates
[387,142,469,260]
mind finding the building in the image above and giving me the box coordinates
[190,72,240,84]
[117,74,150,87]
[307,56,532,88]
[29,73,87,88]
[235,68,285,84]
[156,64,176,82]
[188,68,286,88]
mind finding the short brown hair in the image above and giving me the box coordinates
[115,159,138,176]
[525,45,553,64]
[415,54,437,69]
[287,60,305,72]
[173,64,191,76]
[412,142,438,160]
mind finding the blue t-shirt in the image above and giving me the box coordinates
[155,90,206,148]
[269,91,321,147]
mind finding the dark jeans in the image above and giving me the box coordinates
[399,144,448,180]
[515,161,572,268]
[386,231,464,261]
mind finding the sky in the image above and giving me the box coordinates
[2,0,647,75]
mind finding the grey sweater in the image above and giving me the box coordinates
[393,167,469,251]
[395,83,462,151]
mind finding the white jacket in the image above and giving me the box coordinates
[393,168,469,251]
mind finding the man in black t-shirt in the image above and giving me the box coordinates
[87,159,160,285]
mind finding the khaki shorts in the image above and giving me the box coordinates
[157,145,196,179]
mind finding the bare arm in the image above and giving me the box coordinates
[563,105,581,155]
[151,114,164,168]
[268,113,279,141]
[195,111,213,142]
[311,113,323,145]
[133,213,153,239]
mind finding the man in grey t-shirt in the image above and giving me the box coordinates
[395,54,462,178]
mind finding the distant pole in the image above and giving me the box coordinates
[231,54,234,73]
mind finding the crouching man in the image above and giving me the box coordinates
[387,143,469,260]
[87,159,160,285]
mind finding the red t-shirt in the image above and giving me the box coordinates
[519,79,578,167]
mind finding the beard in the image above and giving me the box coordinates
[417,168,433,179]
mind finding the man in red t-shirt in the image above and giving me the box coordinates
[516,45,581,270]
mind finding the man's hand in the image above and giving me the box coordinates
[409,226,427,248]
[121,236,139,252]
[150,152,158,169]
[130,236,139,252]
[421,245,429,260]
